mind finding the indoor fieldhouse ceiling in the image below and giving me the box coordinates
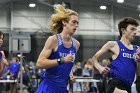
[0,0,140,11]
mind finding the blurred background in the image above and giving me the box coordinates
[0,0,140,92]
[0,0,140,62]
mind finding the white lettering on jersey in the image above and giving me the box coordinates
[123,53,134,59]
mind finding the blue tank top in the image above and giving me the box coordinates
[110,40,137,87]
[10,62,19,78]
[44,34,77,88]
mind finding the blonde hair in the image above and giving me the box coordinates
[50,4,78,34]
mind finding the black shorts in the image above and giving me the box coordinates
[106,78,131,93]
[136,76,140,93]
[135,76,140,83]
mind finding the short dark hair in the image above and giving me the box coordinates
[118,17,139,37]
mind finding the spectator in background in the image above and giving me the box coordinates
[72,62,82,92]
[83,59,93,77]
[82,59,93,92]
[101,58,111,93]
[9,57,20,79]
[8,57,20,93]
[73,62,82,76]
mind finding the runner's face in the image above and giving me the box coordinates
[124,24,137,41]
[65,15,79,35]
